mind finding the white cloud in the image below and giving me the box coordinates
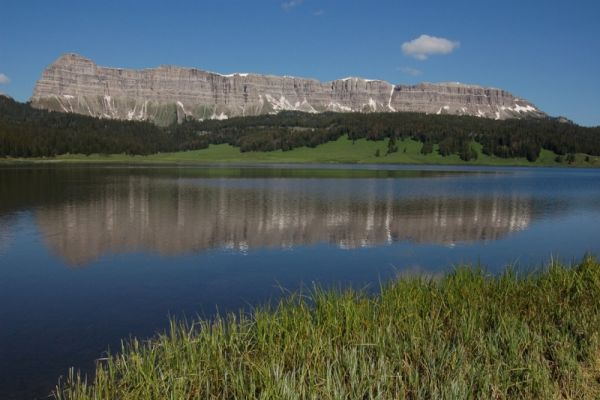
[402,34,460,60]
[281,0,303,11]
[0,73,9,84]
[399,67,422,76]
[313,9,324,16]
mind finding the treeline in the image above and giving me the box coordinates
[190,111,600,161]
[0,96,209,157]
[1,95,600,161]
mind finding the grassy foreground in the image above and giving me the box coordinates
[4,136,599,167]
[54,258,600,399]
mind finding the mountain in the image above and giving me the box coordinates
[31,54,547,126]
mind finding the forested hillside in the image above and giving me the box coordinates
[1,96,599,161]
[0,96,208,156]
[193,111,600,161]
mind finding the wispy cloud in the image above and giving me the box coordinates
[313,9,324,16]
[398,67,422,77]
[402,34,459,60]
[281,0,303,11]
[0,73,10,84]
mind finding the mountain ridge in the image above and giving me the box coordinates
[31,53,547,126]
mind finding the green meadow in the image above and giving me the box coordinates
[4,136,599,167]
[55,258,600,399]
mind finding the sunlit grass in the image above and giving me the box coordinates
[54,257,600,399]
[2,136,598,167]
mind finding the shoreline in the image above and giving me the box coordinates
[53,258,600,399]
[1,157,598,168]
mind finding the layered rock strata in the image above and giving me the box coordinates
[31,53,546,125]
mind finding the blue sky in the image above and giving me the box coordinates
[0,0,599,126]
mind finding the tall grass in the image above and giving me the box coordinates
[54,257,600,399]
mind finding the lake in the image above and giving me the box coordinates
[1,164,600,399]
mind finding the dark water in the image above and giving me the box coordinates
[1,164,600,399]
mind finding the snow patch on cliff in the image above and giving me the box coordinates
[327,102,352,112]
[513,104,536,113]
[301,99,318,113]
[54,95,70,113]
[436,105,450,115]
[340,77,382,83]
[265,94,295,111]
[138,100,148,120]
[103,95,118,117]
[176,101,189,115]
[211,111,228,120]
[387,87,396,111]
[368,98,377,111]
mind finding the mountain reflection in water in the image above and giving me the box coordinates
[29,173,533,266]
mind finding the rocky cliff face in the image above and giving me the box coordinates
[31,53,546,125]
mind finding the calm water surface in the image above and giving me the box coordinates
[1,164,600,399]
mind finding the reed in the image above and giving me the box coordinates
[54,257,600,399]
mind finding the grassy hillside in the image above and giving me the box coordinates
[5,136,599,167]
[54,257,600,399]
[3,96,600,163]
